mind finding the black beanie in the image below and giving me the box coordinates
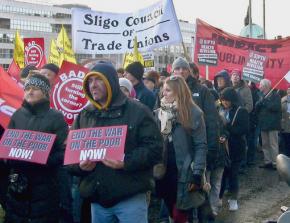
[125,61,144,81]
[41,63,59,75]
[20,65,37,79]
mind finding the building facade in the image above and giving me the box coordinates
[0,0,195,72]
[0,0,75,69]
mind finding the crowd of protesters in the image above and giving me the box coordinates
[0,55,289,223]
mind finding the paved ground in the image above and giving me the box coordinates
[149,151,290,223]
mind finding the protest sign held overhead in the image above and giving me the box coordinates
[197,38,218,66]
[64,125,127,165]
[24,38,46,69]
[194,19,290,90]
[0,129,56,164]
[72,0,182,54]
[51,61,89,126]
[242,51,267,83]
[143,52,155,71]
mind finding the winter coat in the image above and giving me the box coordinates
[220,105,249,162]
[233,81,253,113]
[134,81,156,111]
[186,76,221,170]
[69,63,162,208]
[5,100,68,223]
[249,86,262,130]
[255,91,282,131]
[156,105,207,210]
[281,96,290,133]
[219,87,249,162]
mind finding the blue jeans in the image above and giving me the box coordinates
[206,168,224,213]
[71,177,82,223]
[91,193,148,223]
[220,161,241,200]
[158,200,169,223]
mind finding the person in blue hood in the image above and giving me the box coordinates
[214,70,232,94]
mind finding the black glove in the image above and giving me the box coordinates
[192,174,202,187]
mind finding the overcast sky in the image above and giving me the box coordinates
[23,0,290,39]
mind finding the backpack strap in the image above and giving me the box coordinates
[231,106,241,126]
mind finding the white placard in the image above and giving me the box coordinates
[72,0,182,54]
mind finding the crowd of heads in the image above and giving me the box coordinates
[18,55,290,112]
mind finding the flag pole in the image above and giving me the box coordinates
[182,41,190,62]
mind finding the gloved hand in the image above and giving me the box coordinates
[188,174,202,192]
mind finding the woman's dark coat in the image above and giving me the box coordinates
[5,100,68,223]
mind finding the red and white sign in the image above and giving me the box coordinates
[64,125,127,165]
[194,19,290,90]
[0,129,56,164]
[0,66,24,128]
[24,38,46,68]
[51,61,89,126]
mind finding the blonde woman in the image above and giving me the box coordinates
[155,75,207,223]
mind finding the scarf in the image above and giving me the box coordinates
[158,98,177,135]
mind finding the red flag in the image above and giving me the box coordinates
[7,59,21,82]
[0,66,24,128]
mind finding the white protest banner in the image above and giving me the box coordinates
[72,0,182,54]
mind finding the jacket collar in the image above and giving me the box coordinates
[134,81,145,91]
[186,75,198,87]
[22,99,50,115]
[84,92,128,118]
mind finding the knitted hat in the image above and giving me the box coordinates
[41,63,59,75]
[20,65,37,79]
[172,57,190,71]
[125,61,144,81]
[119,78,133,93]
[24,73,51,98]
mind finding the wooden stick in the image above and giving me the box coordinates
[181,41,190,62]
